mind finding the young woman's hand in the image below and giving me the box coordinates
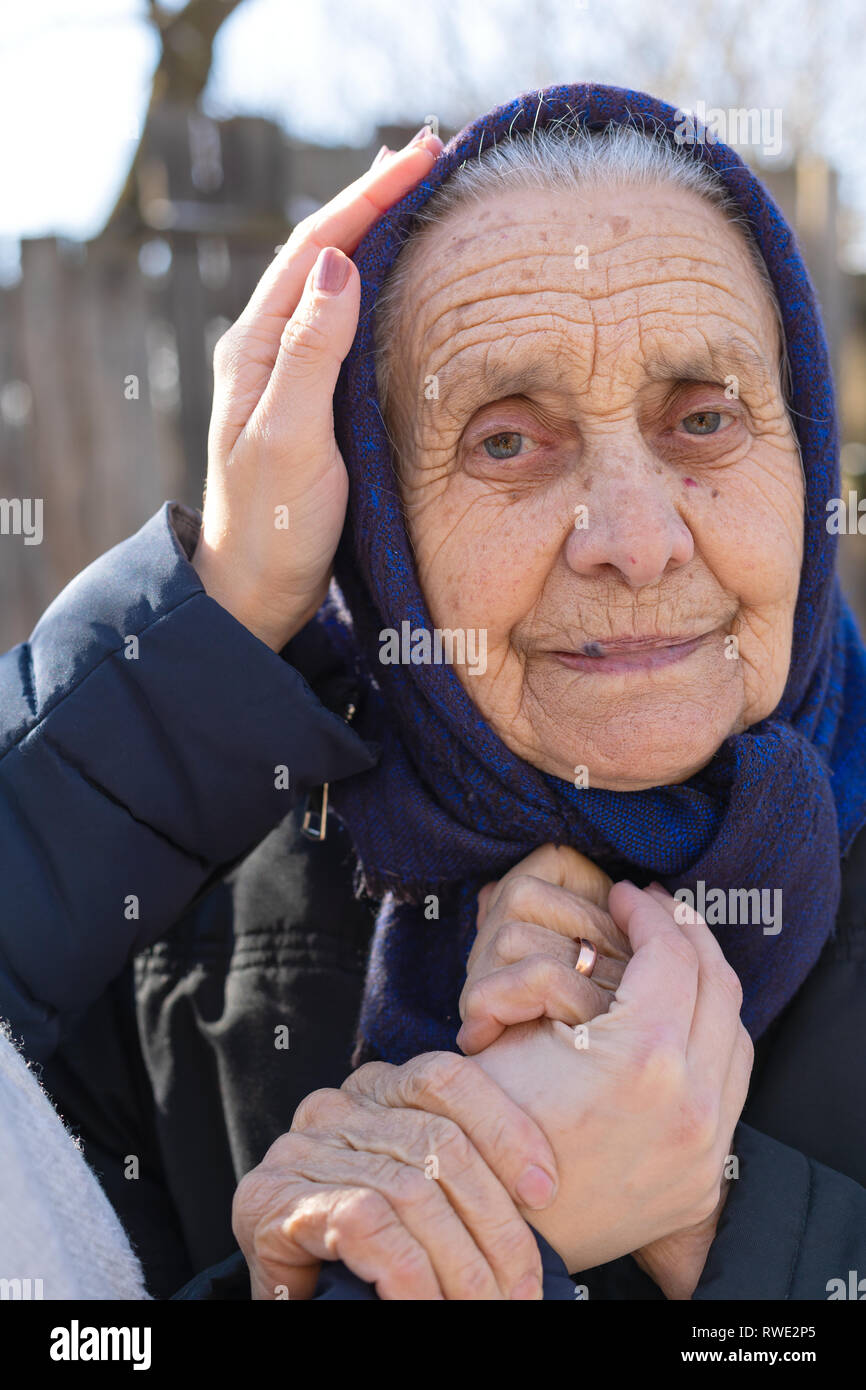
[194,129,443,651]
[473,880,754,1284]
[627,885,742,1299]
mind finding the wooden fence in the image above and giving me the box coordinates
[0,108,400,649]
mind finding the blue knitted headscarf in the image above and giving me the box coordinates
[319,82,866,1064]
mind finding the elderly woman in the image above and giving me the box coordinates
[2,83,866,1303]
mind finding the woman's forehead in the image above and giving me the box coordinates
[401,178,755,281]
[386,181,780,403]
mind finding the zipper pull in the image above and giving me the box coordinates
[301,781,329,840]
[301,700,357,842]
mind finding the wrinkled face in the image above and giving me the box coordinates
[384,180,804,790]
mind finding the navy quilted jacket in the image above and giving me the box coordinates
[2,504,866,1300]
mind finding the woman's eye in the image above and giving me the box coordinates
[680,410,733,436]
[482,431,529,459]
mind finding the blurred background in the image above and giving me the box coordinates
[1,0,865,648]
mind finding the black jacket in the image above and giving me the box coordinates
[3,504,866,1300]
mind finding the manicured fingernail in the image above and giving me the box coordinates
[408,124,444,151]
[515,1165,556,1209]
[371,144,391,168]
[511,1273,543,1301]
[314,247,350,294]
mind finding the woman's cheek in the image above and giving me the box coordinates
[694,474,801,721]
[720,444,803,586]
[417,487,553,633]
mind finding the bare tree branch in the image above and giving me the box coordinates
[101,0,246,238]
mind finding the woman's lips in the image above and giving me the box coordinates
[552,630,715,675]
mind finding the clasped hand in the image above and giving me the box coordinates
[459,845,753,1297]
[233,844,752,1300]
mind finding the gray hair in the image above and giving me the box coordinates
[374,121,792,439]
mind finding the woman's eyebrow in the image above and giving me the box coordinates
[443,361,563,411]
[643,337,774,386]
[443,335,775,413]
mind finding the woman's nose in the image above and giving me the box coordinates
[564,456,694,589]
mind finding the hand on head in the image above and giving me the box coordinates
[193,125,443,652]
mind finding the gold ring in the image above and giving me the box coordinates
[574,939,598,977]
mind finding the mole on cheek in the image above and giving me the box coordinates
[711,488,720,498]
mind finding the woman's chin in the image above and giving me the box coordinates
[569,749,723,791]
[505,650,745,789]
[526,710,741,790]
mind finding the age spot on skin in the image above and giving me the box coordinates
[711,488,720,498]
[608,215,630,237]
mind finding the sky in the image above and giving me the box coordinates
[1,0,866,268]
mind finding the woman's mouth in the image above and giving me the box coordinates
[552,630,716,675]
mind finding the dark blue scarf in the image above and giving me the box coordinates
[319,82,866,1064]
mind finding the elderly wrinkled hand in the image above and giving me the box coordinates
[232,1050,560,1301]
[457,843,629,1053]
